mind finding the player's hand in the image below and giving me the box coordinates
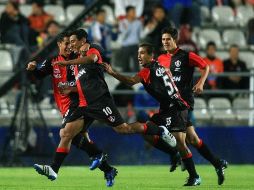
[26,61,37,71]
[59,85,71,95]
[193,81,204,95]
[102,62,114,75]
[80,43,90,56]
[53,60,68,67]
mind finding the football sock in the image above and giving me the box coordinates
[143,122,163,135]
[181,153,199,178]
[72,134,102,157]
[51,147,69,173]
[98,160,113,173]
[195,139,221,168]
[152,135,178,156]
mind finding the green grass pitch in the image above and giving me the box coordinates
[0,165,253,190]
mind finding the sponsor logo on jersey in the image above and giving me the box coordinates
[108,116,115,122]
[75,68,86,80]
[173,76,181,82]
[156,67,166,77]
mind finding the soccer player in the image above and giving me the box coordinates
[157,27,228,185]
[26,32,117,187]
[102,43,201,186]
[53,29,176,148]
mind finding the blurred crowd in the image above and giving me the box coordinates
[0,0,253,122]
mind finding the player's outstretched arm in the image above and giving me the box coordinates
[53,54,97,66]
[102,63,141,86]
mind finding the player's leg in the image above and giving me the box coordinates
[186,125,228,185]
[173,131,201,186]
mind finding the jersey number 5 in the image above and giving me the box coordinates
[163,75,174,96]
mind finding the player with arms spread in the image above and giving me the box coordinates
[103,43,201,186]
[157,27,228,185]
[26,32,117,187]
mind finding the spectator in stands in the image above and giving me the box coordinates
[178,24,198,54]
[203,41,224,89]
[0,1,30,47]
[221,44,249,90]
[162,0,201,28]
[118,6,142,72]
[42,20,60,46]
[141,4,172,56]
[88,9,113,60]
[28,0,53,33]
[113,0,144,18]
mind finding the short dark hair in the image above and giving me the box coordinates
[206,41,216,49]
[229,44,239,50]
[46,20,59,30]
[126,5,135,13]
[161,27,178,40]
[31,0,44,7]
[70,29,88,40]
[56,32,69,43]
[96,8,106,15]
[139,43,154,56]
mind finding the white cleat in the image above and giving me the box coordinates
[34,164,58,181]
[159,126,177,147]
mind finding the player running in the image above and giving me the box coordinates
[157,27,228,185]
[53,29,176,149]
[27,32,117,187]
[103,43,201,186]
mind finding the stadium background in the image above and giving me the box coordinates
[0,0,254,189]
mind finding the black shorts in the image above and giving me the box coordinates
[64,94,124,127]
[186,110,193,127]
[62,107,94,132]
[150,106,188,132]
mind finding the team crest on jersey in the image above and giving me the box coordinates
[156,67,165,77]
[108,116,115,122]
[175,60,181,67]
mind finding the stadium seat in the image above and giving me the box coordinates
[200,6,210,25]
[222,30,247,49]
[239,51,254,69]
[0,98,9,115]
[20,4,32,17]
[216,51,228,61]
[193,98,211,120]
[66,5,85,23]
[44,5,66,24]
[198,29,223,49]
[105,75,120,91]
[233,98,250,120]
[102,5,115,25]
[212,6,236,27]
[208,98,235,120]
[236,5,254,27]
[0,50,13,72]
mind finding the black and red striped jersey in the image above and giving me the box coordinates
[31,54,79,116]
[137,61,189,110]
[158,48,207,110]
[74,47,110,107]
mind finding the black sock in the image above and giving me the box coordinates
[196,139,220,168]
[51,148,69,173]
[98,160,113,173]
[72,134,102,158]
[144,122,163,135]
[153,136,178,156]
[182,154,199,178]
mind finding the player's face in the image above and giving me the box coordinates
[162,33,177,53]
[138,47,152,67]
[70,35,85,54]
[58,37,71,56]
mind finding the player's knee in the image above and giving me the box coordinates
[60,128,72,140]
[187,135,200,146]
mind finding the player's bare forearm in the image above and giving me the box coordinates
[66,56,95,65]
[110,71,138,86]
[199,64,209,85]
[69,86,77,92]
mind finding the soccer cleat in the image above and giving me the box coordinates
[184,175,201,186]
[104,167,118,187]
[34,164,57,181]
[89,153,107,170]
[170,152,181,172]
[159,126,176,147]
[216,159,228,185]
